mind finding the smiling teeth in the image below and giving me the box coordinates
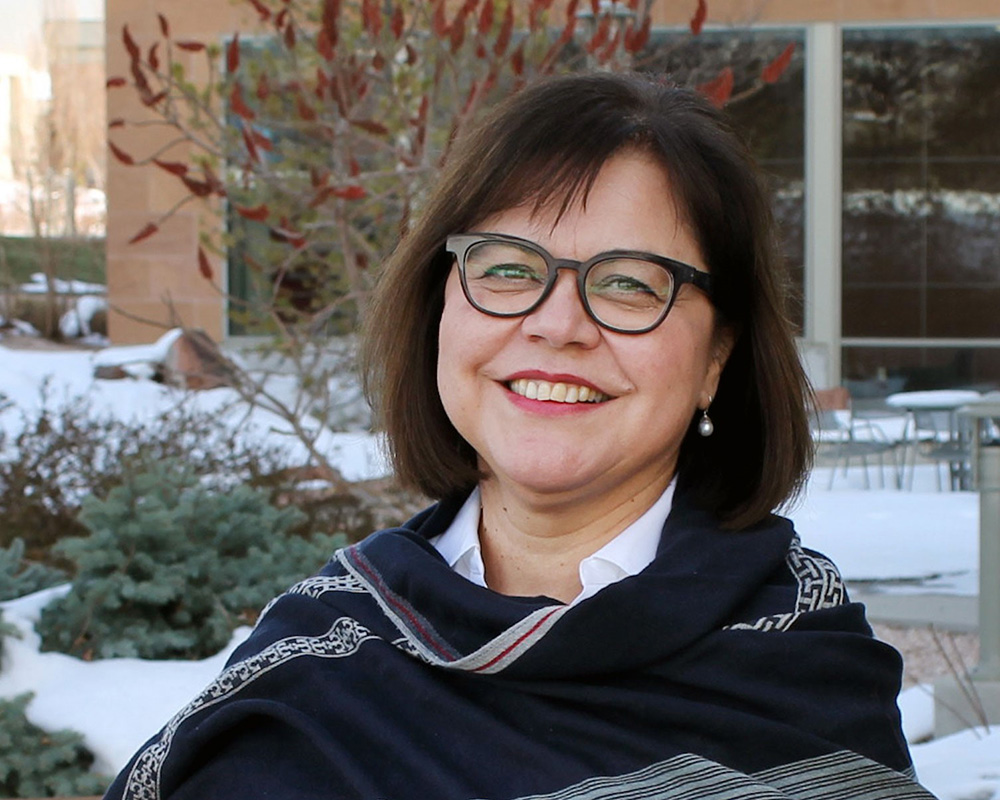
[508,379,609,404]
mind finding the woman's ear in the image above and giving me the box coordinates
[702,326,736,404]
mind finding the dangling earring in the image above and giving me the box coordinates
[698,395,714,438]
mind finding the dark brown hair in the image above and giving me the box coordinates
[360,72,812,530]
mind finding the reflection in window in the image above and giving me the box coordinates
[842,26,1000,392]
[638,28,805,331]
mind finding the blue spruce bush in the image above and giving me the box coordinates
[0,538,67,602]
[0,693,109,798]
[36,460,346,660]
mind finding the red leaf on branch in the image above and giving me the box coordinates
[176,41,206,52]
[539,0,577,71]
[311,168,330,188]
[349,157,361,177]
[493,2,513,56]
[203,163,226,195]
[477,0,493,35]
[625,15,651,53]
[284,22,296,49]
[242,127,261,162]
[433,0,448,37]
[761,42,795,84]
[235,204,269,221]
[108,142,134,165]
[141,90,167,107]
[321,0,340,50]
[697,67,733,107]
[153,159,188,177]
[108,118,125,128]
[589,0,599,14]
[308,186,335,208]
[332,185,366,200]
[182,176,213,197]
[362,0,382,37]
[230,82,256,121]
[250,128,274,153]
[317,29,334,60]
[247,0,271,21]
[276,8,288,27]
[586,13,610,54]
[391,5,404,39]
[106,77,127,89]
[598,25,622,62]
[690,0,707,35]
[511,40,525,75]
[122,25,140,61]
[148,43,160,71]
[128,223,159,244]
[227,34,240,73]
[450,8,467,52]
[197,247,213,280]
[351,119,389,136]
[157,13,170,37]
[256,72,270,100]
[296,94,317,122]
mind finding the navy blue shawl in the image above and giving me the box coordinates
[104,492,934,800]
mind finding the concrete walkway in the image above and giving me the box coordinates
[849,584,978,631]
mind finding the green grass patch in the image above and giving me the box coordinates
[0,236,105,287]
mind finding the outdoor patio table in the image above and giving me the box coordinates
[886,390,983,489]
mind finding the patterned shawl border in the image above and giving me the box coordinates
[121,617,376,800]
[257,571,366,622]
[724,535,847,633]
[495,750,934,800]
[338,545,461,661]
[337,545,571,674]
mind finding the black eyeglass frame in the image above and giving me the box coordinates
[445,232,716,335]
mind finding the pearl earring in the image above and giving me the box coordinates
[698,395,714,437]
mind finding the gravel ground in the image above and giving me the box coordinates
[873,623,981,688]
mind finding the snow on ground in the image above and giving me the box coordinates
[0,342,997,795]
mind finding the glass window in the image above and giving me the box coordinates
[639,28,806,331]
[842,26,1000,391]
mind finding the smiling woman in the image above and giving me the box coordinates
[103,73,934,800]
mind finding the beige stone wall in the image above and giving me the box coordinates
[105,0,1000,344]
[106,1,257,343]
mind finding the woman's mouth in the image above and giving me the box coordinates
[507,378,610,404]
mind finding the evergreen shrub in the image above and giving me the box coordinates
[0,693,109,798]
[0,539,67,602]
[0,610,18,670]
[37,460,345,660]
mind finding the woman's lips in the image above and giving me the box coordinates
[506,377,610,404]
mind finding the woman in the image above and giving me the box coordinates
[105,73,932,799]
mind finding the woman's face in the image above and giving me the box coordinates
[436,150,731,511]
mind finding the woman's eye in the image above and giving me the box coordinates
[593,275,657,296]
[482,263,544,281]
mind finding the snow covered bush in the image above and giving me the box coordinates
[0,383,294,560]
[36,460,345,660]
[0,692,109,798]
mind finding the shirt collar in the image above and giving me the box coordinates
[430,481,675,605]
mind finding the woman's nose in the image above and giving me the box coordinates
[519,270,601,348]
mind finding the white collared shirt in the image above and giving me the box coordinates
[430,481,675,606]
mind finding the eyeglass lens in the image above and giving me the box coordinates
[461,239,676,332]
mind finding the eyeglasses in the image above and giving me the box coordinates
[445,232,715,335]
